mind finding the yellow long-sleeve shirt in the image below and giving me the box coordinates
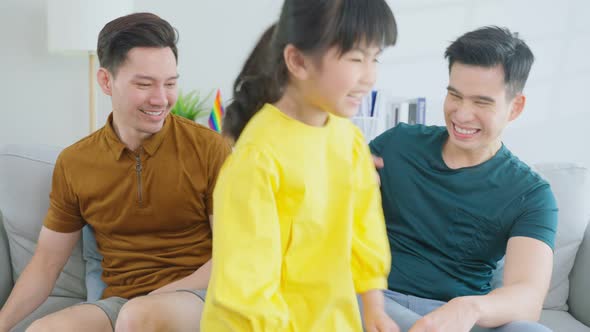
[201,104,391,331]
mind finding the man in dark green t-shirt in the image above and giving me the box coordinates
[371,27,557,332]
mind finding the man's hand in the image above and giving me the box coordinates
[373,155,384,169]
[373,155,384,186]
[409,297,480,332]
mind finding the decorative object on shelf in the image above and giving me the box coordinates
[351,90,426,141]
[208,89,224,133]
[171,89,213,122]
[47,0,134,133]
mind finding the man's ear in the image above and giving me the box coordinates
[283,44,310,81]
[97,68,114,96]
[508,93,526,122]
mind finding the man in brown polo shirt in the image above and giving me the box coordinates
[0,13,230,332]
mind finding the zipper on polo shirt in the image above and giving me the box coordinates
[135,153,143,205]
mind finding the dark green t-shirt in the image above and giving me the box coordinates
[369,124,558,302]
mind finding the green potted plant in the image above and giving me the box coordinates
[171,89,214,122]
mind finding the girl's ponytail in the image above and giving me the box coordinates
[223,24,285,141]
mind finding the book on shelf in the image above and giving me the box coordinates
[351,90,426,141]
[403,97,426,126]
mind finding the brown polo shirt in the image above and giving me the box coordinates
[44,113,231,299]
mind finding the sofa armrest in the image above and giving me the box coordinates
[569,220,590,326]
[0,209,13,306]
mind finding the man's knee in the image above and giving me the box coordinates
[26,318,52,332]
[26,314,71,332]
[115,298,158,332]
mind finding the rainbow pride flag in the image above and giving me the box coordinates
[208,89,224,133]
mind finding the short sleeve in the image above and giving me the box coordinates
[369,134,384,157]
[43,153,85,233]
[509,183,559,250]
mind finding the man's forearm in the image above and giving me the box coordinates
[0,255,61,331]
[465,283,545,328]
[150,259,212,295]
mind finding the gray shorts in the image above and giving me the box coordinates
[79,289,207,330]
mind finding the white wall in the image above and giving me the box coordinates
[1,0,589,168]
[377,0,590,168]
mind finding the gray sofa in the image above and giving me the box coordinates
[0,144,589,331]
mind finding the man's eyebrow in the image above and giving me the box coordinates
[472,95,495,103]
[447,86,495,103]
[132,74,180,80]
[132,75,155,80]
[447,86,461,95]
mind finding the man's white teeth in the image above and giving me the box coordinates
[141,110,163,116]
[455,125,477,135]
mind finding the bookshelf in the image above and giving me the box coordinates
[351,90,426,141]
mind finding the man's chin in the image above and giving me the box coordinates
[139,122,165,135]
[448,135,478,151]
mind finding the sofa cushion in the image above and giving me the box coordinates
[0,144,86,300]
[569,221,590,326]
[541,309,590,332]
[82,225,106,301]
[535,164,590,311]
[0,210,13,306]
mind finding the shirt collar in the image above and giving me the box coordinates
[103,113,173,160]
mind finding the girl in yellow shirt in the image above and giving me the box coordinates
[202,1,398,331]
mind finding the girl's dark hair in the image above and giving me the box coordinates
[97,12,178,76]
[223,0,397,141]
[222,24,278,140]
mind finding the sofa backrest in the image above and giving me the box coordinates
[0,144,86,300]
[534,163,590,311]
[569,218,590,325]
[0,209,13,306]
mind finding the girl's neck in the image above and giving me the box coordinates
[273,85,329,127]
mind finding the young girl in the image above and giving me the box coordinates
[202,1,398,331]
